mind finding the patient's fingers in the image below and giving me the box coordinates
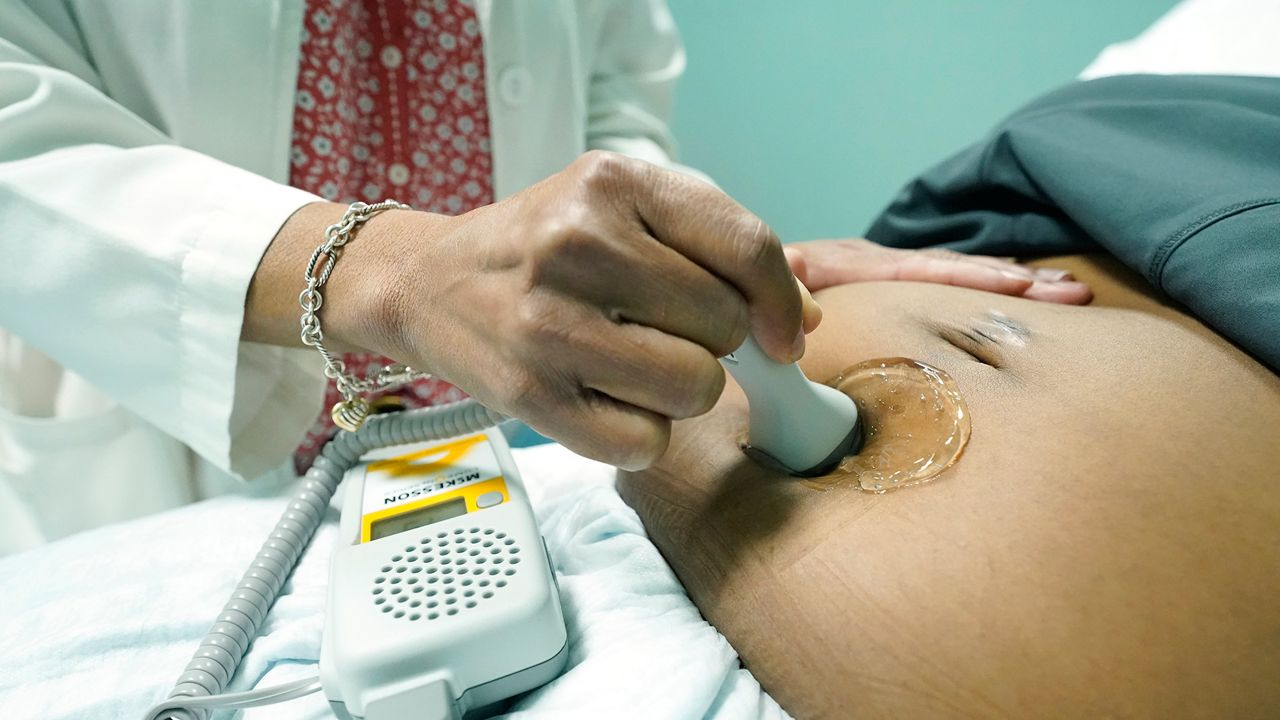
[1021,279,1093,304]
[900,251,1093,304]
[952,253,1076,282]
[910,249,1090,303]
[784,245,808,283]
[789,238,1032,292]
[786,238,1090,305]
[893,249,1035,294]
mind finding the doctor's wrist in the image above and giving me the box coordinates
[324,205,457,362]
[243,200,452,360]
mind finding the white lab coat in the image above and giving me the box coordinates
[0,0,693,554]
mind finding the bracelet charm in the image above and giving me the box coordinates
[331,397,372,433]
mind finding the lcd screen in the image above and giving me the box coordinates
[370,497,468,540]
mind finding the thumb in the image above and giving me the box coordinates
[797,275,823,334]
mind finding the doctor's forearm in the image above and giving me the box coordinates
[241,201,450,356]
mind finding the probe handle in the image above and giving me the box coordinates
[719,336,860,475]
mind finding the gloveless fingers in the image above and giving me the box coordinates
[544,390,672,471]
[498,296,679,468]
[590,153,803,362]
[574,319,726,421]
[512,293,726,421]
[527,212,750,358]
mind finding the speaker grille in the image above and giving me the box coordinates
[371,526,523,621]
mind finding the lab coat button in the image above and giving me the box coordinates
[498,67,533,107]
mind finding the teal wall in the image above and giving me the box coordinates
[666,1,1177,241]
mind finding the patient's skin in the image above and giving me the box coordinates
[618,255,1280,719]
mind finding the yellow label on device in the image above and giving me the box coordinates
[359,433,509,543]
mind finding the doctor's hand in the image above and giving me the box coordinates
[784,238,1093,304]
[250,151,810,469]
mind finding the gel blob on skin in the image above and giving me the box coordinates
[721,338,971,491]
[814,358,971,493]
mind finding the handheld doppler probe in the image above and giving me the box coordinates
[720,336,863,476]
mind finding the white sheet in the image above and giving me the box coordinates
[1080,0,1280,80]
[0,443,788,720]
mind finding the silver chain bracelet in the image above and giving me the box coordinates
[299,199,432,432]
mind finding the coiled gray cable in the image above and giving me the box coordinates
[145,399,508,720]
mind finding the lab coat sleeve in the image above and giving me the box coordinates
[584,0,713,184]
[0,35,327,481]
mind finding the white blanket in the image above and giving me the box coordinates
[0,443,788,720]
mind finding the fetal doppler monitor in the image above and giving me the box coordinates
[322,430,567,719]
[143,403,567,720]
[148,335,860,720]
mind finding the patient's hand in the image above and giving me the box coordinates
[786,238,1093,304]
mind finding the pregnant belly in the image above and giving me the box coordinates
[620,259,1280,718]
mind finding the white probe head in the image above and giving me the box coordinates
[719,336,863,476]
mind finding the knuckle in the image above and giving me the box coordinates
[575,150,633,191]
[614,418,670,471]
[514,292,570,347]
[706,291,750,357]
[526,213,606,289]
[922,247,961,260]
[733,217,782,269]
[674,354,725,418]
[530,212,593,267]
[722,318,750,358]
[502,370,543,415]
